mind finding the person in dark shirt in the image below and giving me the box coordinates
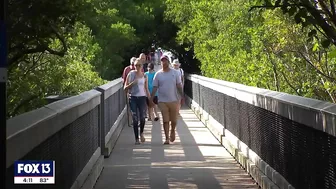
[139,53,148,73]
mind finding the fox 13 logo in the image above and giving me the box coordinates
[14,160,55,184]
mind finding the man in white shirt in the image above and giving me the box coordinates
[150,55,184,145]
[172,59,184,84]
[172,59,184,117]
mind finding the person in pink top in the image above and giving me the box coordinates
[122,57,137,84]
[122,57,137,127]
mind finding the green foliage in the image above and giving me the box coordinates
[251,0,336,48]
[8,0,186,118]
[7,23,106,118]
[165,0,336,103]
[8,0,82,68]
[81,5,139,79]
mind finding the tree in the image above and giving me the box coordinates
[8,0,83,70]
[7,22,106,118]
[251,0,336,48]
[7,0,188,117]
[165,0,336,102]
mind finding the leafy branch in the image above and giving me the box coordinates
[8,24,68,68]
[250,0,336,47]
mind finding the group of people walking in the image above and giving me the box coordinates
[122,53,184,145]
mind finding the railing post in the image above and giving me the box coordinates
[223,94,226,136]
[96,87,105,155]
[95,78,126,157]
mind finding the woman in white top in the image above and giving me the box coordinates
[172,59,184,117]
[124,58,151,144]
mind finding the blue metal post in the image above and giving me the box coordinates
[0,0,7,184]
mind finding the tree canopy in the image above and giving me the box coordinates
[165,0,336,103]
[7,0,192,118]
[7,0,336,118]
[251,0,336,48]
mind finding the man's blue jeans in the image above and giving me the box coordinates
[129,96,147,140]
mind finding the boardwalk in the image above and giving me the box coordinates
[93,107,258,189]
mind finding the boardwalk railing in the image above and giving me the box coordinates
[184,74,336,189]
[6,78,127,189]
[96,78,127,157]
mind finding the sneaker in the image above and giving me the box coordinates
[135,140,140,145]
[140,134,146,142]
[148,118,152,121]
[164,140,169,145]
[154,117,159,121]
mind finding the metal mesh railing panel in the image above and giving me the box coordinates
[6,106,99,189]
[247,104,336,189]
[192,81,200,105]
[185,79,225,126]
[104,91,120,134]
[184,79,193,100]
[199,85,206,112]
[208,88,225,126]
[224,95,240,136]
[186,79,336,189]
[238,100,251,146]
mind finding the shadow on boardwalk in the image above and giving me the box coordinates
[93,107,258,189]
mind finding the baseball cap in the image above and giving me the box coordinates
[160,55,169,61]
[172,59,180,65]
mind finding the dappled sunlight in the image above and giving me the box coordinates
[180,114,198,119]
[131,147,152,164]
[183,129,219,145]
[104,164,150,168]
[178,110,228,159]
[213,173,257,188]
[168,181,198,189]
[197,146,228,157]
[179,110,198,119]
[133,156,151,160]
[127,172,150,181]
[94,107,258,189]
[141,138,152,143]
[204,157,239,164]
[151,160,240,170]
[132,149,151,157]
[164,149,185,157]
[187,128,210,132]
[183,122,205,127]
[133,149,151,153]
[180,119,200,122]
[126,171,150,188]
[125,185,151,189]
